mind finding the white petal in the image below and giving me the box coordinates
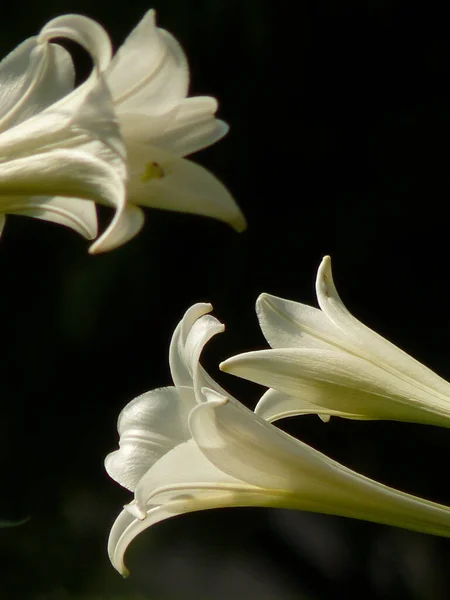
[190,390,333,491]
[105,387,196,492]
[119,96,228,157]
[163,97,228,156]
[38,14,112,71]
[221,348,450,426]
[88,205,145,254]
[169,304,229,401]
[255,388,368,423]
[134,440,243,510]
[0,38,74,131]
[0,75,134,252]
[256,292,351,351]
[109,483,288,576]
[316,256,450,399]
[0,195,97,239]
[193,389,450,539]
[127,144,247,232]
[37,14,113,114]
[107,10,189,115]
[169,303,214,388]
[0,148,122,205]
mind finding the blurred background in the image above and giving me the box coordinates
[1,0,450,598]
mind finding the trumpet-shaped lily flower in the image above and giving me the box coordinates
[221,256,450,427]
[0,15,134,252]
[103,10,246,235]
[106,303,450,576]
[0,11,245,253]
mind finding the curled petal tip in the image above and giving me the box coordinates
[201,387,229,407]
[124,502,147,521]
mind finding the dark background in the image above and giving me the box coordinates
[1,1,450,598]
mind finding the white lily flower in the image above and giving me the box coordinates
[106,303,450,576]
[0,15,136,253]
[1,11,245,253]
[221,256,450,427]
[103,9,246,235]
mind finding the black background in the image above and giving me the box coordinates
[1,1,450,598]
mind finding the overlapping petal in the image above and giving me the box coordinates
[106,304,450,577]
[106,9,246,234]
[221,257,450,427]
[0,10,245,248]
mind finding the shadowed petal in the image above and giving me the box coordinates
[127,144,246,232]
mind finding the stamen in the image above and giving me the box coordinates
[140,161,165,182]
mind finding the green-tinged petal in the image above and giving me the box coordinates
[127,144,246,232]
[107,10,189,115]
[0,194,97,239]
[221,348,450,426]
[105,387,195,492]
[0,38,74,131]
[192,389,450,538]
[316,257,450,398]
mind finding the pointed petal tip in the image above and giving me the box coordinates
[230,210,247,233]
[316,255,334,299]
[256,292,272,311]
[219,357,239,374]
[318,414,331,423]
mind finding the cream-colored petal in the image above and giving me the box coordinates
[192,390,450,538]
[0,194,97,239]
[168,304,230,402]
[108,484,292,576]
[256,292,350,351]
[169,303,215,388]
[37,14,113,114]
[107,10,188,115]
[38,14,112,72]
[127,144,246,232]
[119,111,228,158]
[221,348,450,426]
[255,388,371,423]
[0,38,74,131]
[119,96,228,157]
[134,440,243,511]
[105,387,196,492]
[316,257,450,399]
[88,205,145,254]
